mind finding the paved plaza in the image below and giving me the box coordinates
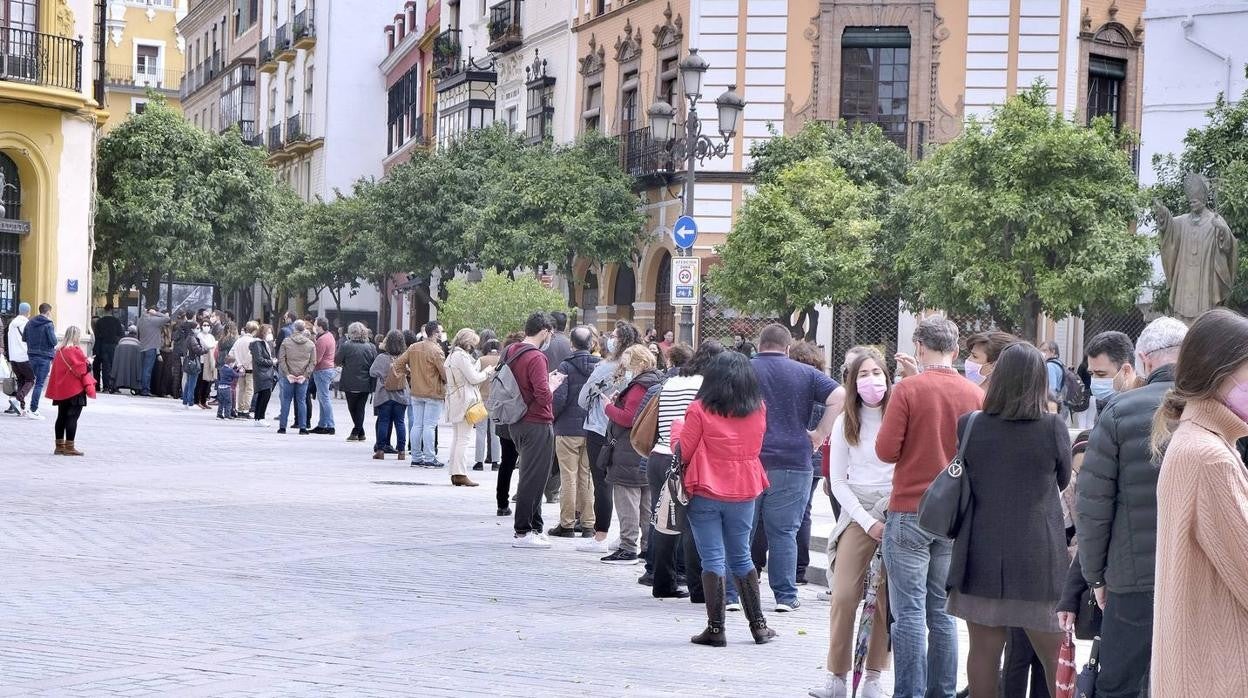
[0,394,1088,696]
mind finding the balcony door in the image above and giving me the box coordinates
[135,44,160,86]
[1,0,39,82]
[1,0,38,31]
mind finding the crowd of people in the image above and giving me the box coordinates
[5,298,1248,698]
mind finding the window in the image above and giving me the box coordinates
[1087,55,1125,129]
[619,69,638,134]
[1,0,38,31]
[657,56,678,105]
[132,98,148,114]
[526,68,555,144]
[219,64,257,136]
[136,44,160,79]
[505,106,518,132]
[583,81,602,131]
[839,27,911,148]
[387,65,421,154]
[269,86,278,125]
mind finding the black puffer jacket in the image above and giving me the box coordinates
[1076,364,1174,593]
[553,351,600,437]
[335,338,378,393]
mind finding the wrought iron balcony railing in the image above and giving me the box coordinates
[432,29,461,76]
[0,26,83,93]
[487,0,523,53]
[293,9,315,45]
[267,123,283,152]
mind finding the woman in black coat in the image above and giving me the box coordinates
[249,324,277,424]
[335,322,379,442]
[946,343,1072,697]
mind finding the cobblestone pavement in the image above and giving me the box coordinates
[0,393,1084,696]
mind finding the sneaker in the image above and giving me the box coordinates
[512,532,551,549]
[25,410,45,420]
[277,428,287,434]
[808,673,848,698]
[496,507,512,517]
[726,602,742,612]
[298,429,310,435]
[775,599,801,613]
[410,460,430,468]
[637,571,654,586]
[7,397,21,413]
[428,460,446,469]
[858,676,884,698]
[816,589,832,602]
[472,462,484,471]
[576,537,610,553]
[546,525,577,538]
[600,550,640,565]
[490,462,499,471]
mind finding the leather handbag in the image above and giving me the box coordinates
[1074,587,1104,641]
[917,411,980,538]
[465,400,488,426]
[629,394,661,455]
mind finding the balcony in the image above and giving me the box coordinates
[620,127,666,179]
[258,37,276,72]
[432,29,461,77]
[487,0,523,54]
[0,26,83,94]
[293,8,316,49]
[222,118,261,146]
[275,23,294,61]
[267,123,283,153]
[105,63,184,94]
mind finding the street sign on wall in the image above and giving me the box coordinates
[671,256,700,307]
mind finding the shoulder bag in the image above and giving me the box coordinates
[629,394,661,456]
[917,411,980,538]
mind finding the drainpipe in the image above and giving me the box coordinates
[1181,15,1233,98]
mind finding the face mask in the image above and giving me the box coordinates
[1090,377,1117,403]
[857,376,887,406]
[201,326,211,333]
[1224,379,1248,422]
[606,337,618,354]
[964,359,985,385]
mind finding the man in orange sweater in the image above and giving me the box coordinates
[875,315,983,698]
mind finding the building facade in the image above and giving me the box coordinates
[101,0,187,130]
[1,0,108,337]
[177,0,264,143]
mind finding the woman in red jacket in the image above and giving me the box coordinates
[45,326,97,456]
[680,351,773,647]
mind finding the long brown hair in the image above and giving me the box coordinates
[843,347,892,447]
[1152,309,1248,458]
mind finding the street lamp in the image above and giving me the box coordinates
[644,48,746,345]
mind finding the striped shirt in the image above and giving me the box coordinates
[654,375,704,454]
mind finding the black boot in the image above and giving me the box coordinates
[690,572,726,647]
[735,569,777,644]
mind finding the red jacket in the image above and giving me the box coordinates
[45,346,97,401]
[680,400,770,502]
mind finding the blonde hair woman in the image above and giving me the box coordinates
[45,326,97,456]
[444,328,495,487]
[600,343,663,564]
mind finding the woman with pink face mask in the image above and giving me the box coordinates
[811,347,894,698]
[964,331,1019,390]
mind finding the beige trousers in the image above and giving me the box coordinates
[555,435,595,529]
[827,522,891,674]
[448,421,474,478]
[237,373,253,413]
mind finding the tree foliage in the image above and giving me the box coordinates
[438,270,570,336]
[1151,79,1248,309]
[749,120,909,200]
[709,158,881,338]
[893,83,1150,341]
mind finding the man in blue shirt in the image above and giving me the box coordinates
[747,324,841,612]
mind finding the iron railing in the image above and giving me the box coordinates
[222,118,259,146]
[106,63,183,91]
[0,26,83,92]
[259,36,275,65]
[432,29,461,75]
[267,123,283,152]
[620,127,666,177]
[286,112,309,142]
[487,0,523,53]
[293,9,315,43]
[275,24,291,54]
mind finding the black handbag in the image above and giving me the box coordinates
[1074,587,1103,641]
[917,411,980,538]
[1076,637,1100,697]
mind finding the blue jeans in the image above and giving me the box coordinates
[216,387,234,418]
[750,467,811,605]
[883,512,958,698]
[278,376,309,430]
[182,367,200,405]
[313,368,335,428]
[407,397,442,463]
[140,348,157,394]
[375,401,407,452]
[687,495,756,578]
[29,356,51,413]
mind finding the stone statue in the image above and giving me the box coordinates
[1153,173,1239,325]
[0,170,14,219]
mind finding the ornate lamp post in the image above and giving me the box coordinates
[645,49,745,345]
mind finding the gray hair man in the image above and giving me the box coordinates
[1076,315,1186,698]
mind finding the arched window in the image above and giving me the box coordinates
[0,152,20,220]
[1,0,39,32]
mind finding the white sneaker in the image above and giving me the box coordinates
[726,601,742,612]
[816,589,833,602]
[775,598,801,612]
[858,676,885,698]
[512,532,551,549]
[576,537,610,553]
[25,410,45,420]
[809,673,848,698]
[608,537,620,551]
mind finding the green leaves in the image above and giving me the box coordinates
[438,270,570,336]
[894,83,1150,338]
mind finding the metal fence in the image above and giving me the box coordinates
[698,293,778,348]
[830,294,902,373]
[1082,305,1149,347]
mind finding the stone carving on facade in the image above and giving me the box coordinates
[652,2,683,49]
[107,1,126,46]
[54,0,75,38]
[615,18,642,62]
[579,35,606,76]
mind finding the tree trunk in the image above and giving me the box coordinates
[377,276,392,331]
[1018,294,1043,344]
[142,269,162,310]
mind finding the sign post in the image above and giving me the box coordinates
[671,215,699,344]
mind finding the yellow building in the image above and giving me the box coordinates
[1,0,107,337]
[100,0,187,131]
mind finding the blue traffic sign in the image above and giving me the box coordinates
[673,215,698,249]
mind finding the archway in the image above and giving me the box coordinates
[0,151,24,320]
[653,251,672,340]
[613,266,635,322]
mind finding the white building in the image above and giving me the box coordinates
[257,0,394,329]
[489,0,577,145]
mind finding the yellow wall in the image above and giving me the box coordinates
[0,104,65,322]
[101,4,186,132]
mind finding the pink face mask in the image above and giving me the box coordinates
[857,376,887,406]
[1224,378,1248,422]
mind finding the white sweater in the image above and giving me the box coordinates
[827,406,895,534]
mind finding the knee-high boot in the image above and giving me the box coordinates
[690,572,726,647]
[735,569,777,644]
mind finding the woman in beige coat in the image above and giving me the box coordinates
[444,329,494,488]
[1151,308,1248,698]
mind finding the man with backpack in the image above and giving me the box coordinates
[489,312,564,549]
[1041,341,1088,419]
